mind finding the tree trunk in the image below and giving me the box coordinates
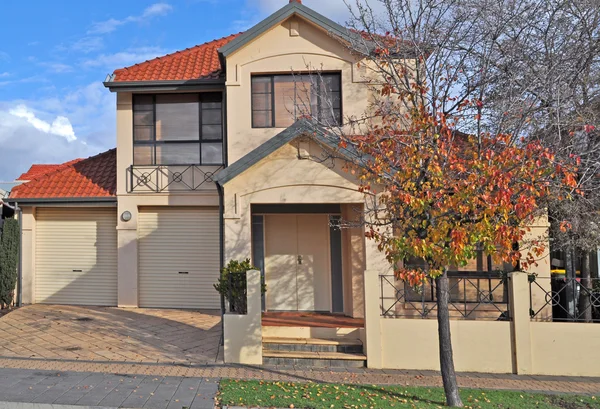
[436,270,463,407]
[579,251,592,323]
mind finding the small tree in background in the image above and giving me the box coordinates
[0,218,19,309]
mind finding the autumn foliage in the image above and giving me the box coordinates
[348,102,578,283]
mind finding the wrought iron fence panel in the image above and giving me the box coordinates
[379,271,510,321]
[529,275,600,322]
[127,165,224,193]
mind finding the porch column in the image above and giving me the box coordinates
[363,269,383,368]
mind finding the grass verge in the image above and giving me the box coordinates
[218,379,598,408]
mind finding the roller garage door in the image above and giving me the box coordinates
[138,207,220,309]
[35,207,118,305]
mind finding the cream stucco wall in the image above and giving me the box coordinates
[225,16,372,164]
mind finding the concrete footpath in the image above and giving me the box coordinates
[0,368,218,409]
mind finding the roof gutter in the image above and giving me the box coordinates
[103,78,226,93]
[5,197,117,205]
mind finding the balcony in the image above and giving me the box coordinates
[126,164,224,193]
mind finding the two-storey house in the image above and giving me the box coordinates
[10,0,389,317]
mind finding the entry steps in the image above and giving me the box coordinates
[262,337,366,368]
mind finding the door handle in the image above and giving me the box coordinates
[297,255,303,265]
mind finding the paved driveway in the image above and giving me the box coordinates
[0,305,222,364]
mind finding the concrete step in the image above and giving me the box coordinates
[262,337,363,353]
[262,349,366,368]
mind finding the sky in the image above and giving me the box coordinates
[0,0,357,190]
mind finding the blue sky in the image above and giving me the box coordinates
[0,0,354,189]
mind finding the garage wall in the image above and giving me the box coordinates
[138,207,220,309]
[35,207,118,306]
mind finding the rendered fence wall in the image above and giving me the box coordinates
[530,322,600,376]
[366,270,600,376]
[380,319,514,373]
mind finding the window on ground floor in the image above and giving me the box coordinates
[133,93,223,166]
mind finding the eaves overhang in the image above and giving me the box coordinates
[103,77,226,93]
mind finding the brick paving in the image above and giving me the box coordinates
[0,305,222,364]
[0,305,598,402]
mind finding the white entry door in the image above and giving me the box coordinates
[264,214,331,311]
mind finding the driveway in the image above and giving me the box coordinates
[0,305,222,364]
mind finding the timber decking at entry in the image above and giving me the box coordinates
[262,312,365,328]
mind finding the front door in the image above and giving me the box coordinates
[264,214,331,311]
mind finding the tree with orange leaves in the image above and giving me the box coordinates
[344,99,577,406]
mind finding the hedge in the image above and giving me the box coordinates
[0,218,19,308]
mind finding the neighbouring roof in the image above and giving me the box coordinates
[109,34,241,82]
[9,149,117,201]
[215,118,360,185]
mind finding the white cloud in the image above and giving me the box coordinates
[0,72,9,78]
[0,110,98,183]
[88,3,173,34]
[8,105,77,142]
[0,82,115,182]
[40,62,74,73]
[81,46,170,69]
[0,51,9,62]
[70,36,104,53]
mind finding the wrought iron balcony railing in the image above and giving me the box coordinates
[126,165,224,193]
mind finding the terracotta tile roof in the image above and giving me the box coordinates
[17,160,82,181]
[10,149,116,200]
[112,34,242,82]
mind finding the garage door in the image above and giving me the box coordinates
[35,207,118,306]
[138,207,220,309]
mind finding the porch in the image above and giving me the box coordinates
[262,312,364,328]
[261,311,366,368]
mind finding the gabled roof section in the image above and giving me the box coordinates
[218,1,358,57]
[215,118,359,185]
[10,149,117,200]
[107,34,241,83]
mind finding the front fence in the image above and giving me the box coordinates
[529,275,600,322]
[379,271,510,321]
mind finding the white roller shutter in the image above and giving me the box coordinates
[138,207,220,309]
[35,207,118,306]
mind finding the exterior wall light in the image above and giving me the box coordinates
[121,211,132,222]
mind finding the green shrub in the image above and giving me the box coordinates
[214,259,265,314]
[0,218,19,308]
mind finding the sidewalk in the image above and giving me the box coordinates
[0,368,218,409]
[0,357,598,395]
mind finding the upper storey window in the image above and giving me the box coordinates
[251,73,341,128]
[133,93,223,166]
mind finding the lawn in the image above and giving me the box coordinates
[217,379,598,409]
